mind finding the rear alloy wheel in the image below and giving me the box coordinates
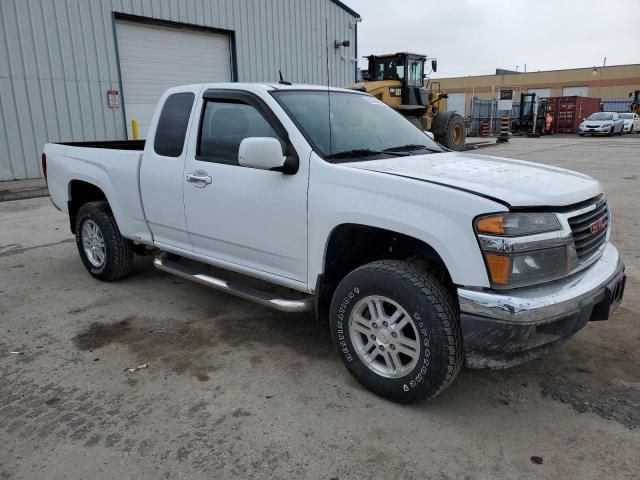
[330,260,463,403]
[81,220,106,268]
[75,201,133,281]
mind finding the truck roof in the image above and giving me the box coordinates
[168,82,361,95]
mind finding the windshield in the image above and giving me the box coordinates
[620,113,633,119]
[587,113,613,121]
[373,57,404,81]
[272,91,444,160]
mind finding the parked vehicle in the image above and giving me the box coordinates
[620,112,640,133]
[579,112,625,136]
[43,83,626,403]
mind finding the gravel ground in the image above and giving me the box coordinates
[1,135,639,479]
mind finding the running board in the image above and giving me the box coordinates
[153,255,314,313]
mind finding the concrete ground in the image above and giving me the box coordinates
[0,178,48,202]
[1,135,639,480]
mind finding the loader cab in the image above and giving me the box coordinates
[366,53,429,107]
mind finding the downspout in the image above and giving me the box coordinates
[353,17,361,82]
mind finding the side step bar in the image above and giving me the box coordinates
[153,255,314,313]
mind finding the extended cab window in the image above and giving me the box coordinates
[154,92,195,157]
[197,101,283,165]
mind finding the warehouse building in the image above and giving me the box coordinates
[0,0,360,180]
[435,64,640,117]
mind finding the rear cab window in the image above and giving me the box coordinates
[154,92,195,157]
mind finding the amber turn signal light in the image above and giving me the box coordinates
[476,215,505,235]
[485,254,511,285]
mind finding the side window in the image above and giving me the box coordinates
[197,100,283,165]
[153,92,195,157]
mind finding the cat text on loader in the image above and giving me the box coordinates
[348,52,466,151]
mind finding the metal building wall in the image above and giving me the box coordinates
[0,0,358,180]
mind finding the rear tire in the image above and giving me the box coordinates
[432,112,466,151]
[329,260,463,403]
[74,201,133,281]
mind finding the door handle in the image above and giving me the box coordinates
[186,170,212,187]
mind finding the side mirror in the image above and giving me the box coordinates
[238,137,286,171]
[431,59,438,73]
[424,131,435,140]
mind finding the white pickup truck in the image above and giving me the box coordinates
[44,83,625,403]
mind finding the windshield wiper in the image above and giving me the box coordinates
[383,144,441,154]
[325,148,408,160]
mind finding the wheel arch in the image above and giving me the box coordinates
[68,180,109,233]
[315,223,455,325]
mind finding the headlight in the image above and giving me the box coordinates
[475,213,570,289]
[476,213,561,236]
[389,87,402,97]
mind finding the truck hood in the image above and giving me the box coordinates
[346,151,602,207]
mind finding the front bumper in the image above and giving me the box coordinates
[623,124,632,132]
[579,125,612,134]
[457,243,625,368]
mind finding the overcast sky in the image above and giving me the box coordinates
[346,0,640,78]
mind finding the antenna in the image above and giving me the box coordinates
[278,70,291,86]
[325,20,333,156]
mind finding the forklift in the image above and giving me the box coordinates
[348,52,466,150]
[513,92,547,136]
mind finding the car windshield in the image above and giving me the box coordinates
[587,113,613,121]
[272,90,444,161]
[620,113,633,119]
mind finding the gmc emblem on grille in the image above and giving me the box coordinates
[590,216,607,234]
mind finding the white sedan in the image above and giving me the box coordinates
[620,112,640,133]
[579,112,625,136]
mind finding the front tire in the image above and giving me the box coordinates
[329,260,463,403]
[74,201,133,281]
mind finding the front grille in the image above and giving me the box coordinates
[568,200,609,261]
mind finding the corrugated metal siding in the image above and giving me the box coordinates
[0,0,358,180]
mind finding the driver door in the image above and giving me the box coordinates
[182,90,309,285]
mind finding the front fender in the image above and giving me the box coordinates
[308,159,507,288]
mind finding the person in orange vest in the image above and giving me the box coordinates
[545,109,554,135]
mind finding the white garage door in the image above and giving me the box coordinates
[115,20,232,139]
[446,93,465,115]
[563,86,589,97]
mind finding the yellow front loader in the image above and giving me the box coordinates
[630,91,640,115]
[347,52,466,150]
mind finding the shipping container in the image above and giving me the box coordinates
[543,96,601,134]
